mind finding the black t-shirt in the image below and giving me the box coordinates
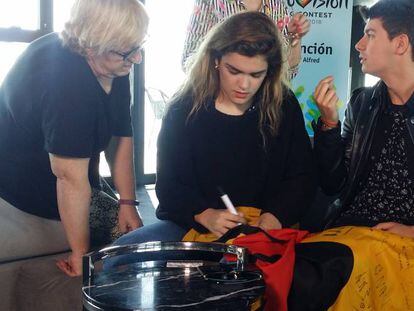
[155,92,316,231]
[0,33,132,219]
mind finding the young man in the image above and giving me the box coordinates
[313,0,414,237]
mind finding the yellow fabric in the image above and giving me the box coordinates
[302,226,414,310]
[182,206,262,243]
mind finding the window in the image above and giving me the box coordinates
[53,0,75,32]
[0,1,39,30]
[142,0,194,177]
[0,42,27,84]
[0,0,46,85]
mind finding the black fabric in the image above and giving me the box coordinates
[155,90,316,231]
[216,225,353,310]
[341,99,414,225]
[215,224,285,244]
[0,33,132,220]
[313,81,414,227]
[288,242,354,311]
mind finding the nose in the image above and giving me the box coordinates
[128,50,143,64]
[355,36,365,52]
[239,74,250,90]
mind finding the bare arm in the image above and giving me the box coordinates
[374,222,414,238]
[286,13,311,77]
[50,154,90,276]
[105,136,142,232]
[288,41,302,70]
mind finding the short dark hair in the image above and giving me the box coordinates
[361,0,414,60]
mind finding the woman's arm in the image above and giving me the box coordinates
[286,13,311,79]
[262,93,317,227]
[105,136,143,232]
[156,105,245,235]
[155,104,209,230]
[50,154,91,276]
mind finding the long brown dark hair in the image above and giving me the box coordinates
[174,11,288,141]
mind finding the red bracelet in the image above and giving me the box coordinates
[118,199,140,207]
[320,117,338,128]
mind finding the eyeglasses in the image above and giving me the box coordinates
[111,45,144,62]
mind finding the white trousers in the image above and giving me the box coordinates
[0,196,69,263]
[0,189,119,263]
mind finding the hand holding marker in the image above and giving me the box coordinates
[218,187,238,215]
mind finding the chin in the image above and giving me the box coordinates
[233,97,251,105]
[361,66,371,75]
[113,70,131,78]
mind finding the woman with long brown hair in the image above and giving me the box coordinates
[111,12,315,254]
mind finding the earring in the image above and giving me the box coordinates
[215,64,219,69]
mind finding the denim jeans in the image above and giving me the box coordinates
[104,220,187,268]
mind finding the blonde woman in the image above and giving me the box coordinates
[109,12,315,266]
[0,0,148,276]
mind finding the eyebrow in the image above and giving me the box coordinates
[225,63,268,75]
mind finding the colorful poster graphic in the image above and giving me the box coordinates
[288,0,354,135]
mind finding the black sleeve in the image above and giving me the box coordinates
[155,101,209,230]
[42,68,96,158]
[262,92,317,227]
[312,88,364,195]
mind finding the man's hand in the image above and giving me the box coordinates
[56,252,83,277]
[118,205,143,233]
[314,76,340,126]
[373,222,414,238]
[251,212,282,231]
[287,13,310,46]
[194,208,247,238]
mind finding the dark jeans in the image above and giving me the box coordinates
[104,220,187,268]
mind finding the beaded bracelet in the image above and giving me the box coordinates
[320,117,339,129]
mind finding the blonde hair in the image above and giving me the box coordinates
[61,0,149,55]
[175,12,288,142]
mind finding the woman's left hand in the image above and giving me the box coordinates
[118,205,143,233]
[373,222,414,238]
[252,212,282,231]
[287,13,310,45]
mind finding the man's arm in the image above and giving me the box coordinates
[49,154,90,276]
[105,136,142,232]
[313,77,363,195]
[374,222,414,238]
[313,76,348,194]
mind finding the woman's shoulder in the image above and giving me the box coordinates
[164,93,194,122]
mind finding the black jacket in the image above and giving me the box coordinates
[313,81,414,210]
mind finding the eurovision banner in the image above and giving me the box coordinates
[288,0,354,135]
